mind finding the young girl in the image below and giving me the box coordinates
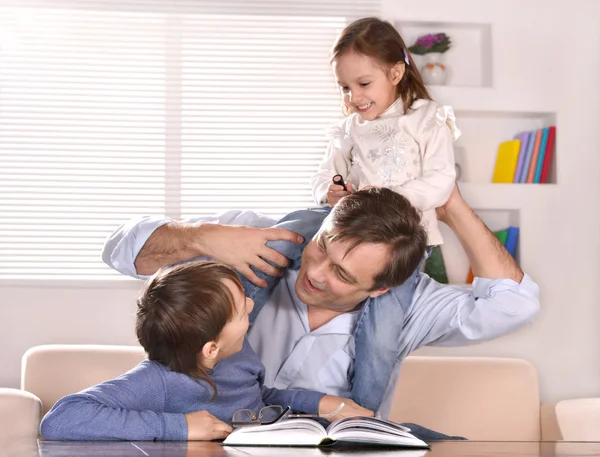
[40,262,368,441]
[309,17,461,411]
[311,17,460,241]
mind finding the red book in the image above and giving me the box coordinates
[540,126,556,183]
[466,268,474,285]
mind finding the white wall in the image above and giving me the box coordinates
[2,0,600,404]
[382,0,600,402]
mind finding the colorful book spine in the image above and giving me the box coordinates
[540,126,556,183]
[492,139,521,183]
[533,127,549,183]
[505,226,520,258]
[526,130,542,183]
[519,130,536,183]
[513,132,530,183]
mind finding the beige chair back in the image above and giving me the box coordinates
[21,344,146,415]
[0,388,42,441]
[389,356,540,441]
[554,398,600,441]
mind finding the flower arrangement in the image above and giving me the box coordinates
[408,33,452,55]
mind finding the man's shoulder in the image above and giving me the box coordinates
[211,209,277,228]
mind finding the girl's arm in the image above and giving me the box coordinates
[310,122,354,205]
[393,106,458,212]
[39,361,192,441]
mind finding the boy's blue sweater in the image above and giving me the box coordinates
[40,339,324,441]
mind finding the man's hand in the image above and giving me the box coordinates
[185,410,233,441]
[199,224,304,288]
[327,181,354,207]
[318,395,374,422]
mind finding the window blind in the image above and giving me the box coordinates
[0,0,381,279]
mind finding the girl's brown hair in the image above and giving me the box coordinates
[331,17,432,114]
[136,261,243,396]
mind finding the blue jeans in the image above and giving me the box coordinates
[239,208,424,414]
[239,207,332,325]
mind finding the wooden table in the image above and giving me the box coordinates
[5,440,600,457]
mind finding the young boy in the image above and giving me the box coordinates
[40,262,371,441]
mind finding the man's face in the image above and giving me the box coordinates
[295,231,390,312]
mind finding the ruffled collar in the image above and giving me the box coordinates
[379,97,405,118]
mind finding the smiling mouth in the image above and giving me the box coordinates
[304,276,324,294]
[355,102,373,111]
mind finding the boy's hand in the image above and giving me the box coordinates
[326,181,353,206]
[318,395,374,422]
[185,410,233,441]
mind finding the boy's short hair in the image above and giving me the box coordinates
[136,261,243,391]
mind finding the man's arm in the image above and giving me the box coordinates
[436,185,523,281]
[397,185,539,350]
[102,211,303,286]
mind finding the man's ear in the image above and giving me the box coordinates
[390,61,405,85]
[368,287,390,299]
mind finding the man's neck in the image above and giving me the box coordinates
[307,303,361,332]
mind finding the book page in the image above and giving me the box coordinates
[223,419,327,447]
[327,417,428,448]
[328,416,411,435]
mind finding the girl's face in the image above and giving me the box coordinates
[214,279,254,360]
[332,51,404,121]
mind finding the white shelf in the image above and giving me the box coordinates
[395,20,493,88]
[430,86,558,115]
[458,182,557,210]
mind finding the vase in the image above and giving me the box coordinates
[420,52,448,86]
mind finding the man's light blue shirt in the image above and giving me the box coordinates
[103,210,540,417]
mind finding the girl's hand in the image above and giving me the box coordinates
[318,395,374,422]
[185,410,233,441]
[327,181,353,206]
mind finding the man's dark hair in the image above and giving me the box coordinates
[326,187,427,290]
[136,261,242,393]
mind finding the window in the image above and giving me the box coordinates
[0,0,380,279]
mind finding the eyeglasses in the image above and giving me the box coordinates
[232,402,345,428]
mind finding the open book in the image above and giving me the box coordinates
[222,416,430,448]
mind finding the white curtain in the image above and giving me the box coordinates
[0,0,381,279]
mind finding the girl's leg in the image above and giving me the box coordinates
[238,207,331,324]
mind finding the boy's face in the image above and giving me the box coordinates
[332,51,404,121]
[215,279,254,360]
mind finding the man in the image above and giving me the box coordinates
[103,186,539,418]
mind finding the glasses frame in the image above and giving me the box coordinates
[232,402,345,428]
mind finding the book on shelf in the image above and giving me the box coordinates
[540,126,556,183]
[513,131,531,183]
[526,130,542,183]
[222,416,430,449]
[519,130,537,183]
[492,139,521,183]
[493,126,556,184]
[504,226,519,258]
[533,127,550,183]
[424,245,448,284]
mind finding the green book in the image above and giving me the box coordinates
[494,229,508,246]
[424,245,448,284]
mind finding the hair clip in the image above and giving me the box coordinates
[404,49,410,65]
